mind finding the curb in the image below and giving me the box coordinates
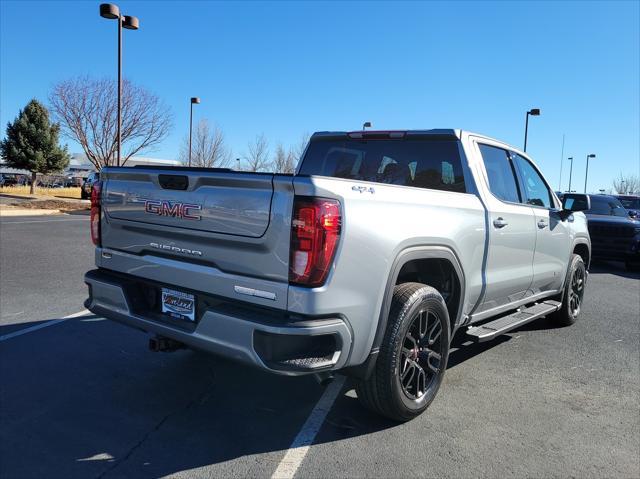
[0,193,38,200]
[0,209,62,217]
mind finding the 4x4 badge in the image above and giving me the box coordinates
[352,185,375,194]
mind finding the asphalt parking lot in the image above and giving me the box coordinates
[1,214,639,479]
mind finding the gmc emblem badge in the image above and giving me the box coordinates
[143,199,202,220]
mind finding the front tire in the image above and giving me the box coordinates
[550,254,586,326]
[356,283,450,422]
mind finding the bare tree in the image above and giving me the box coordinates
[178,119,231,168]
[49,76,172,169]
[292,132,310,164]
[273,143,296,174]
[613,172,640,194]
[286,148,298,173]
[243,134,270,172]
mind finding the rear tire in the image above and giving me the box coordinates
[356,282,450,422]
[550,254,586,326]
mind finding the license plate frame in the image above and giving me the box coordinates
[161,287,196,322]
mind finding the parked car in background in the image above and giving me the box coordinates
[65,177,84,187]
[0,174,20,187]
[81,172,100,199]
[583,195,640,271]
[615,194,640,219]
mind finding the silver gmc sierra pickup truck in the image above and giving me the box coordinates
[85,129,591,421]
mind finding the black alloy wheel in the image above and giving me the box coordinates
[399,309,444,400]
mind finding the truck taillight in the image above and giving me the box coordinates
[90,181,102,246]
[289,197,341,287]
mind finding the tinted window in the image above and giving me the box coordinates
[513,154,553,208]
[618,197,640,210]
[478,144,520,203]
[299,139,466,193]
[587,196,628,217]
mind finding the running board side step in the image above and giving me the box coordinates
[466,300,562,342]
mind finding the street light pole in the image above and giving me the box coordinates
[567,157,574,192]
[584,153,596,193]
[188,97,200,167]
[523,108,540,152]
[100,4,139,167]
[117,16,122,166]
[558,134,565,191]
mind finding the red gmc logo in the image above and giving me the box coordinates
[143,200,202,220]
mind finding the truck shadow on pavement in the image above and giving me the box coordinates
[0,317,394,478]
[0,313,522,479]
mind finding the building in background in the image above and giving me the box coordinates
[66,153,180,175]
[1,153,180,186]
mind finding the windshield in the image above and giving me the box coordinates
[587,196,628,217]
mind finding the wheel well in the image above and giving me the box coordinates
[573,243,590,269]
[395,258,461,332]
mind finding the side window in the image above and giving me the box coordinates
[478,144,520,203]
[512,154,553,208]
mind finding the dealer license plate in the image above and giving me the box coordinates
[161,288,195,322]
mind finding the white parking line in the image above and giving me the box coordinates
[0,309,90,342]
[271,375,346,479]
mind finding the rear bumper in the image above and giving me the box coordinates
[84,269,352,375]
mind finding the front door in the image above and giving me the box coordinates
[512,153,571,294]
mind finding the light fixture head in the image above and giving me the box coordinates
[529,108,541,116]
[587,153,596,158]
[123,15,139,30]
[191,97,201,104]
[100,3,120,19]
[363,121,372,129]
[568,157,573,160]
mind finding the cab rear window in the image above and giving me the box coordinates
[298,139,466,193]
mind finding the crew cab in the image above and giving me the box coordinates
[85,129,591,421]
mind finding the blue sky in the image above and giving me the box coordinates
[1,0,638,192]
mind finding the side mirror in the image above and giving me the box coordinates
[560,193,590,219]
[628,209,638,219]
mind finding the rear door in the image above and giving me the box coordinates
[511,153,571,294]
[474,141,536,314]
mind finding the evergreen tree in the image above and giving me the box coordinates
[1,99,70,194]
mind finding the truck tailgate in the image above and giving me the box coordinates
[99,167,294,283]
